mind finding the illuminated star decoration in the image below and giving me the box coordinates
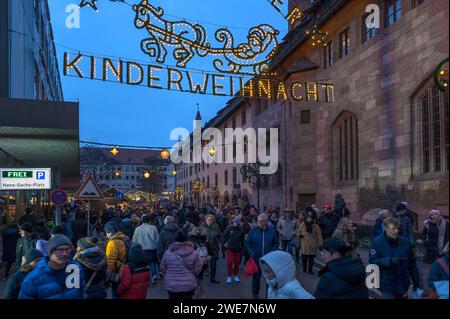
[110,147,119,156]
[306,25,328,47]
[79,0,99,12]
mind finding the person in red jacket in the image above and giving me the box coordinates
[117,243,151,299]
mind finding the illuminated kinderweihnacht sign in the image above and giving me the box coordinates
[63,52,335,102]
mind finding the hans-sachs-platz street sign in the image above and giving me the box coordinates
[0,168,52,190]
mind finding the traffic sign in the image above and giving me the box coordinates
[74,175,104,200]
[51,190,67,206]
[115,191,124,201]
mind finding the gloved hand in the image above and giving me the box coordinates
[391,257,406,265]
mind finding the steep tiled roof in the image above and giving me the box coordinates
[80,147,168,166]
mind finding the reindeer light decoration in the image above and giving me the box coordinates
[132,0,279,75]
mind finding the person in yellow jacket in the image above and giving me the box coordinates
[105,221,130,299]
[297,214,323,275]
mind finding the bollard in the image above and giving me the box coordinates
[415,239,426,288]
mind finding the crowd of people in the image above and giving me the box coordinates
[0,193,448,299]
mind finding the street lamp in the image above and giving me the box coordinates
[240,160,268,213]
[143,171,150,179]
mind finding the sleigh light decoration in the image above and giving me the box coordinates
[132,0,279,75]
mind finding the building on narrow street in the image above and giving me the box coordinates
[175,0,448,225]
[0,0,79,221]
[80,147,169,194]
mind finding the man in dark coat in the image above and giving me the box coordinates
[314,238,369,299]
[2,222,20,279]
[15,223,37,270]
[318,205,340,241]
[157,216,183,261]
[369,217,421,299]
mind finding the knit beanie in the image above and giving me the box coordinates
[47,234,73,256]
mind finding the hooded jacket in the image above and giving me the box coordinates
[132,223,159,251]
[314,255,369,299]
[160,241,203,293]
[19,257,85,299]
[157,222,183,261]
[117,245,150,299]
[74,247,107,299]
[260,251,314,299]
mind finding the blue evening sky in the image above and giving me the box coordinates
[48,0,288,148]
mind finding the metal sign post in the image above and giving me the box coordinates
[87,201,91,237]
[55,206,62,226]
